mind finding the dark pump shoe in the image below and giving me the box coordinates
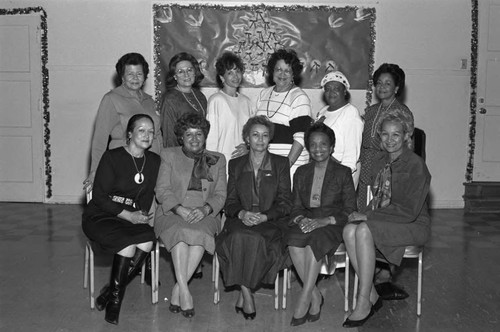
[342,307,375,328]
[169,303,181,314]
[307,295,324,322]
[180,307,195,318]
[375,282,409,300]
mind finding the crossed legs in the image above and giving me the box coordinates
[342,222,379,320]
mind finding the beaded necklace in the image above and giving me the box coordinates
[370,98,396,138]
[266,86,293,118]
[178,86,205,115]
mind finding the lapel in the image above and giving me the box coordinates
[173,148,194,199]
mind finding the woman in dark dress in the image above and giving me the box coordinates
[342,107,431,328]
[286,123,356,326]
[216,116,292,320]
[82,114,160,325]
[160,52,207,148]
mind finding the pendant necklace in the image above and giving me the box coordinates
[267,85,293,118]
[130,152,146,184]
[371,98,396,138]
[178,86,205,115]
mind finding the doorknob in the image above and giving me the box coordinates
[479,108,487,114]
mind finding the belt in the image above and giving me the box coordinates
[110,195,135,207]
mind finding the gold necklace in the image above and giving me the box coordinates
[130,152,146,184]
[266,85,293,118]
[178,86,205,115]
[371,98,396,138]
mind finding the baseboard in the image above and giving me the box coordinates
[430,200,464,209]
[45,195,84,204]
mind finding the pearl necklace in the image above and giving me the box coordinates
[371,98,396,138]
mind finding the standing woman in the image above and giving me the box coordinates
[206,51,253,163]
[256,49,312,177]
[358,63,413,210]
[83,53,162,192]
[216,116,292,320]
[314,71,363,186]
[154,113,226,318]
[82,114,161,325]
[160,52,207,148]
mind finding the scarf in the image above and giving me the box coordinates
[182,147,219,182]
[371,161,393,209]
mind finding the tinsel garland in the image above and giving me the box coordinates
[152,3,376,109]
[465,0,478,182]
[0,7,51,198]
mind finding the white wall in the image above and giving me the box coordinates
[2,0,471,207]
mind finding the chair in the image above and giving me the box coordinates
[83,191,154,309]
[352,186,424,316]
[212,252,288,310]
[318,243,351,311]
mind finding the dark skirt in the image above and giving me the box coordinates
[215,218,288,290]
[82,213,156,254]
[285,224,344,262]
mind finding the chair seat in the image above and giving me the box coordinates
[404,245,423,257]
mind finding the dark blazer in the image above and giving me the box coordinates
[290,158,357,225]
[225,152,292,222]
[155,146,227,218]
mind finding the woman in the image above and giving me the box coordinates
[160,52,207,148]
[206,51,253,163]
[286,122,357,326]
[82,114,161,325]
[255,49,312,177]
[83,53,162,192]
[358,63,414,210]
[315,71,363,186]
[154,113,226,318]
[342,108,431,328]
[215,116,292,320]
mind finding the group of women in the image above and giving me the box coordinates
[82,49,431,328]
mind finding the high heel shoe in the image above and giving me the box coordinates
[373,297,383,312]
[307,294,324,322]
[342,307,375,328]
[180,307,195,318]
[290,312,308,326]
[242,310,256,320]
[169,303,181,314]
[235,305,243,314]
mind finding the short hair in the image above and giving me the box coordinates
[115,53,149,85]
[126,113,154,144]
[377,107,414,148]
[373,63,405,97]
[165,52,205,88]
[304,122,336,153]
[174,112,211,145]
[215,52,244,88]
[266,49,303,86]
[242,116,275,143]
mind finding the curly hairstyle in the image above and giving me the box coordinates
[376,106,414,148]
[266,49,303,86]
[164,52,204,89]
[174,112,210,145]
[215,52,244,88]
[115,53,149,85]
[373,63,405,97]
[242,115,275,143]
[125,113,154,144]
[304,122,336,153]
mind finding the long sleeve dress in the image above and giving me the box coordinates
[215,152,292,289]
[82,147,160,253]
[285,158,357,261]
[364,147,431,266]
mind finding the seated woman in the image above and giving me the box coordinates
[215,116,292,320]
[342,107,431,328]
[154,113,227,318]
[82,114,161,325]
[286,122,357,326]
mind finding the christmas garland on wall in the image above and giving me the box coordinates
[0,7,51,197]
[465,0,478,183]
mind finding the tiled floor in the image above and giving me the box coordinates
[0,203,499,331]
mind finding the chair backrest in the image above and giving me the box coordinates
[413,127,426,161]
[86,190,92,204]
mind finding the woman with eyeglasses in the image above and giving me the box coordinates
[160,52,208,148]
[255,49,312,177]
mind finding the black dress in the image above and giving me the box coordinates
[215,153,292,289]
[285,158,357,261]
[82,147,160,253]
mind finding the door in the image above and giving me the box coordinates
[474,0,500,181]
[0,15,44,201]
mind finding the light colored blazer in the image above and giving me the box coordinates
[155,146,227,218]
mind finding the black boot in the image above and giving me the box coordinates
[104,254,131,325]
[95,249,150,311]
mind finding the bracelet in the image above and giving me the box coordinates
[329,216,335,225]
[293,215,304,224]
[238,210,245,220]
[203,203,213,215]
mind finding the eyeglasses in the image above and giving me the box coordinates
[176,67,195,76]
[274,67,292,76]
